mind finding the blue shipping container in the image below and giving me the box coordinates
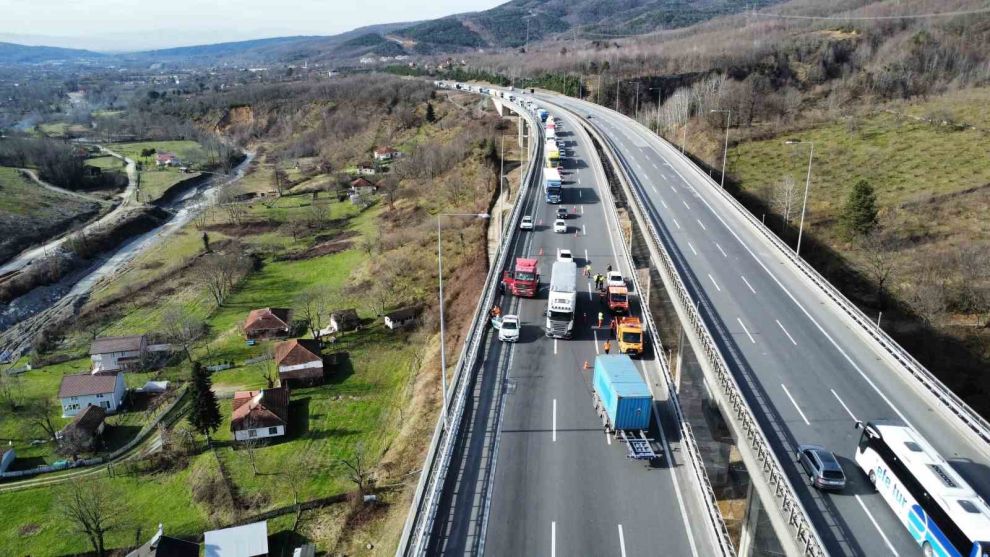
[593,355,653,431]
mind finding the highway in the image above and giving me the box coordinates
[427,103,719,555]
[539,93,990,556]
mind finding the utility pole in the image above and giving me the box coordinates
[710,109,731,189]
[784,140,815,257]
[615,80,620,112]
[634,81,640,120]
[597,74,603,105]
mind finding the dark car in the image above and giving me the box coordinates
[556,207,569,220]
[796,444,846,491]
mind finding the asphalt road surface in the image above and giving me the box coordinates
[540,93,990,557]
[428,105,719,556]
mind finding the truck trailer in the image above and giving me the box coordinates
[546,260,577,338]
[501,257,539,297]
[543,167,562,203]
[593,355,658,460]
[545,140,560,167]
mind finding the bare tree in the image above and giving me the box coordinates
[0,371,19,411]
[162,306,204,363]
[341,442,374,495]
[272,167,289,197]
[909,255,952,326]
[856,230,898,308]
[252,346,278,388]
[29,397,60,441]
[195,251,250,306]
[56,479,127,557]
[295,285,335,341]
[243,438,262,475]
[770,175,799,227]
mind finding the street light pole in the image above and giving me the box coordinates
[499,135,505,245]
[436,212,490,430]
[634,81,640,120]
[785,140,815,257]
[615,80,620,112]
[710,109,731,189]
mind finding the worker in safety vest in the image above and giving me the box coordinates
[597,311,604,328]
[603,340,612,354]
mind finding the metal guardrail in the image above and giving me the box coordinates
[397,95,541,557]
[572,104,826,556]
[574,117,736,556]
[661,145,990,447]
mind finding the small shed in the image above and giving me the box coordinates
[384,306,421,330]
[329,309,360,333]
[204,520,269,557]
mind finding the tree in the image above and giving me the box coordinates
[857,230,897,308]
[162,306,204,363]
[56,479,127,557]
[29,397,60,441]
[425,102,436,123]
[272,168,288,197]
[243,438,262,475]
[188,363,222,442]
[841,179,878,238]
[296,285,335,341]
[201,231,211,253]
[341,442,373,495]
[253,346,278,389]
[770,175,798,228]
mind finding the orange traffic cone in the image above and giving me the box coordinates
[583,360,591,370]
[539,247,544,256]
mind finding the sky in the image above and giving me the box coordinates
[0,0,507,51]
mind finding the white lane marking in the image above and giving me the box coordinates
[577,177,581,185]
[682,199,690,210]
[581,205,585,215]
[708,273,721,292]
[552,521,557,557]
[579,190,583,198]
[553,399,557,442]
[649,144,920,430]
[554,338,558,355]
[776,319,798,345]
[671,185,678,193]
[594,329,600,354]
[736,317,755,344]
[582,224,586,235]
[618,525,628,557]
[651,183,659,194]
[831,389,859,422]
[855,495,900,556]
[652,162,659,170]
[587,282,594,300]
[741,275,756,294]
[606,431,612,445]
[584,249,589,262]
[781,383,811,425]
[672,217,681,230]
[696,219,707,231]
[715,243,727,258]
[687,242,698,256]
[660,198,668,209]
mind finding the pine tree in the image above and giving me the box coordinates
[425,102,436,123]
[188,362,221,442]
[842,179,878,237]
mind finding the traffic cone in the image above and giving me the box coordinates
[539,247,544,256]
[583,361,591,370]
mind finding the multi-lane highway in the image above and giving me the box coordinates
[539,93,990,556]
[428,102,720,555]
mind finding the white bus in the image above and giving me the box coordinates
[854,421,990,557]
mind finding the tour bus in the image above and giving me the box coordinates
[854,421,990,557]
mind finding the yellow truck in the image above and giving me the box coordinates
[611,316,644,356]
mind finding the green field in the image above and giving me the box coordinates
[137,167,201,202]
[108,140,209,167]
[84,156,127,171]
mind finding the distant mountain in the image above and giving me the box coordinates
[0,42,104,64]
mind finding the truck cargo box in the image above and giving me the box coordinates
[593,355,653,431]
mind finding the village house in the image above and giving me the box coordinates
[58,404,107,451]
[274,339,324,385]
[385,306,421,330]
[204,521,269,557]
[329,308,360,333]
[355,162,376,176]
[155,152,179,167]
[127,524,199,557]
[373,146,400,161]
[91,334,147,373]
[243,308,292,340]
[58,372,126,417]
[349,177,377,196]
[231,386,289,442]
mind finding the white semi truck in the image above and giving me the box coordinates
[546,260,577,338]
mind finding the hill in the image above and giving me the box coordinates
[0,42,104,64]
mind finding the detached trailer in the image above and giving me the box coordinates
[592,355,658,461]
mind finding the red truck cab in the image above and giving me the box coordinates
[502,257,539,297]
[607,285,630,313]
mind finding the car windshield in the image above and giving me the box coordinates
[502,320,518,330]
[515,272,536,281]
[611,294,627,303]
[823,470,845,480]
[549,310,572,321]
[816,450,841,470]
[621,332,641,343]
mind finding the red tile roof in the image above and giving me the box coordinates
[350,177,375,189]
[243,308,291,333]
[58,372,120,398]
[231,387,289,431]
[67,404,106,434]
[90,334,145,355]
[274,339,321,367]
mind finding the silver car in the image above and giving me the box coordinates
[796,444,846,491]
